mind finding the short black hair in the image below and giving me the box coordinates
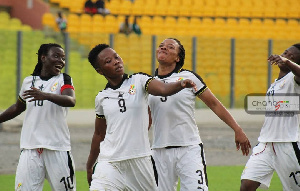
[292,43,300,64]
[292,43,300,51]
[168,38,185,67]
[88,44,110,70]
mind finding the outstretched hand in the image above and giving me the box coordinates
[180,79,197,90]
[235,129,251,156]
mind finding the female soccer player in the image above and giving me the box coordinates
[0,43,76,190]
[240,44,300,191]
[148,38,251,191]
[86,44,196,190]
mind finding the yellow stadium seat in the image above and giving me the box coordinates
[264,1,276,18]
[155,0,168,16]
[104,15,118,33]
[239,1,252,17]
[202,0,216,17]
[179,0,192,17]
[167,0,180,16]
[79,14,93,33]
[69,0,84,14]
[143,0,156,16]
[227,0,240,17]
[163,16,177,35]
[191,0,204,17]
[66,14,80,33]
[118,0,133,15]
[92,14,105,33]
[131,0,144,15]
[9,18,22,30]
[42,13,56,29]
[138,16,152,35]
[106,0,121,15]
[152,16,164,35]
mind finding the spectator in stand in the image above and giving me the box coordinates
[84,0,97,14]
[132,16,141,35]
[119,16,132,35]
[56,11,67,33]
[95,0,110,15]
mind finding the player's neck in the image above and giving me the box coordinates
[157,64,176,76]
[277,70,290,80]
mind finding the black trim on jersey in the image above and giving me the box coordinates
[63,73,72,85]
[129,72,154,92]
[151,156,159,186]
[199,143,208,187]
[292,142,300,166]
[39,75,54,81]
[18,96,26,104]
[67,151,75,184]
[196,86,208,96]
[131,72,152,77]
[96,114,105,119]
[154,64,182,78]
[104,74,129,90]
[275,72,289,81]
[154,65,208,96]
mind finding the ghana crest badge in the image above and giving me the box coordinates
[51,82,58,92]
[279,80,286,88]
[177,77,184,81]
[129,84,136,95]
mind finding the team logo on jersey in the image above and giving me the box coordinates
[279,80,286,88]
[51,82,58,92]
[128,85,136,95]
[177,77,184,81]
[16,183,22,191]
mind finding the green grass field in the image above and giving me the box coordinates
[0,166,282,190]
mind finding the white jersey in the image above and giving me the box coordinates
[95,73,154,162]
[258,72,300,142]
[148,66,207,149]
[19,73,74,151]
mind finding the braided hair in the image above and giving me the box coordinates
[31,43,63,76]
[88,44,110,70]
[168,38,185,67]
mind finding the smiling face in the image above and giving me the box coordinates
[41,47,65,77]
[279,46,300,71]
[156,38,180,66]
[96,47,124,79]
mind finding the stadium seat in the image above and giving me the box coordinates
[139,16,152,35]
[79,14,93,33]
[179,0,192,17]
[118,0,133,15]
[131,0,144,15]
[42,13,56,30]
